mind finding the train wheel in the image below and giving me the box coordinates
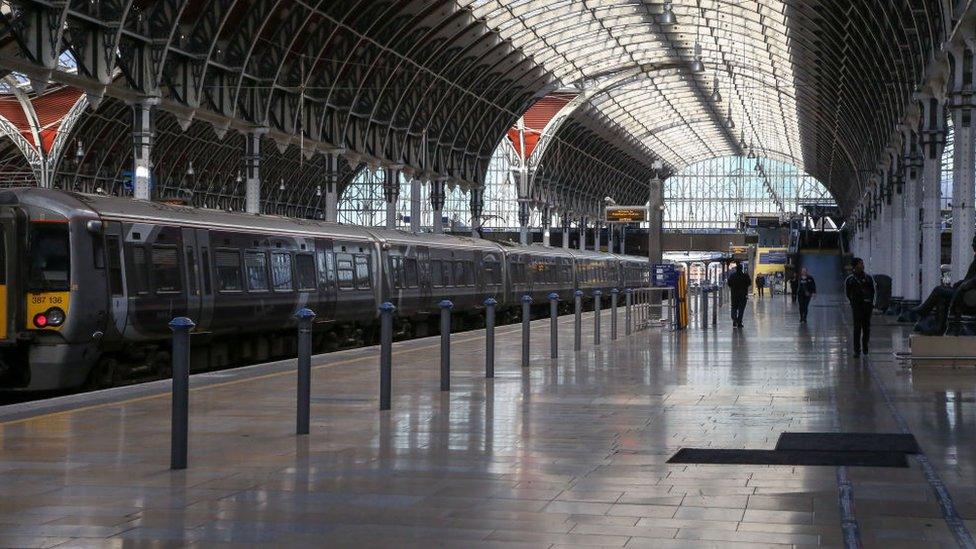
[84,358,122,390]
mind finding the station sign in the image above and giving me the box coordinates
[652,263,679,288]
[605,206,647,223]
[759,251,788,264]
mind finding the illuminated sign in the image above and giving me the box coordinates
[605,206,647,222]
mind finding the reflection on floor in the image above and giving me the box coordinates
[0,294,975,548]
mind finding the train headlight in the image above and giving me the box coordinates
[45,307,66,327]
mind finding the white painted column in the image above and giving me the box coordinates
[383,168,399,230]
[323,153,339,222]
[410,177,421,233]
[951,107,975,281]
[430,179,445,234]
[903,137,923,303]
[594,221,602,251]
[578,217,586,251]
[469,187,483,238]
[919,95,947,294]
[245,131,262,214]
[132,100,156,200]
[891,174,905,300]
[541,206,551,247]
[562,214,571,250]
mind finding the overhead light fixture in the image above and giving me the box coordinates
[738,131,747,149]
[710,74,722,102]
[747,146,755,159]
[691,42,704,73]
[186,161,194,176]
[659,1,677,26]
[725,105,734,129]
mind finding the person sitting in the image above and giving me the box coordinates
[912,235,976,334]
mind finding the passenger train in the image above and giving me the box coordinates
[0,188,652,391]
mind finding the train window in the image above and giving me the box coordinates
[430,259,442,287]
[245,251,269,291]
[336,254,354,289]
[403,258,417,288]
[316,250,335,287]
[296,254,316,291]
[454,261,465,287]
[439,260,452,287]
[389,257,402,289]
[152,246,182,294]
[354,255,370,289]
[104,236,123,296]
[28,222,70,292]
[92,233,105,270]
[185,247,199,296]
[483,260,500,285]
[215,249,242,292]
[200,248,212,295]
[272,252,293,291]
[127,245,149,295]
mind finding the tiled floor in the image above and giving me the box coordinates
[1,293,975,548]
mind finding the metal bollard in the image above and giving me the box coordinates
[521,295,532,368]
[484,297,497,378]
[295,308,316,435]
[574,290,583,351]
[439,300,453,391]
[169,316,194,470]
[549,292,559,359]
[611,289,619,341]
[625,289,633,335]
[701,287,709,328]
[379,302,395,410]
[712,287,718,326]
[593,290,602,345]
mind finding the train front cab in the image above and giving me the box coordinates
[0,196,102,391]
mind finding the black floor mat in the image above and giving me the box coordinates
[667,448,908,467]
[775,432,919,454]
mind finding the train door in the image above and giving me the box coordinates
[195,229,214,331]
[315,238,336,320]
[417,246,431,307]
[103,221,127,337]
[0,207,17,341]
[181,227,203,328]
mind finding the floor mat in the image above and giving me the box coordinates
[667,448,909,467]
[775,432,919,454]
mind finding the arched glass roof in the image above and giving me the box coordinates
[461,0,945,208]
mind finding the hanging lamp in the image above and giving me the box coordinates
[659,1,677,25]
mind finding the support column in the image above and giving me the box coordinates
[594,220,602,251]
[541,205,551,247]
[518,202,530,245]
[469,187,484,238]
[950,43,976,281]
[619,224,627,255]
[919,95,947,294]
[902,129,924,305]
[323,153,339,222]
[382,168,400,229]
[648,177,663,264]
[409,176,421,232]
[891,161,905,303]
[430,178,446,234]
[131,100,156,201]
[881,180,894,277]
[578,217,587,251]
[244,131,263,214]
[562,213,571,250]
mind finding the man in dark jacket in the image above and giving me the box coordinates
[845,257,875,357]
[727,263,751,328]
[796,267,816,323]
[755,274,766,299]
[911,234,976,334]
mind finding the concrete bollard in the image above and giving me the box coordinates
[549,292,559,359]
[611,288,619,340]
[439,300,453,391]
[521,295,532,368]
[574,290,583,351]
[593,290,602,345]
[169,316,194,470]
[484,297,497,378]
[379,302,395,410]
[625,288,633,335]
[295,308,316,435]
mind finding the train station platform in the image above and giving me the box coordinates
[1,297,975,548]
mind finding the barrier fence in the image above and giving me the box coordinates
[166,282,724,469]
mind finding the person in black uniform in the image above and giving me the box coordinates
[796,267,816,323]
[756,274,766,299]
[845,257,875,357]
[727,263,752,328]
[789,272,799,303]
[911,234,976,333]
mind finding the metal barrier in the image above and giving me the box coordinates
[169,317,194,470]
[630,287,673,331]
[439,300,453,391]
[295,308,316,435]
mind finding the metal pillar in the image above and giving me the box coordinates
[891,164,905,302]
[648,178,663,264]
[439,300,452,391]
[324,153,339,222]
[593,290,602,345]
[244,131,262,214]
[578,217,587,251]
[484,298,496,378]
[574,290,583,351]
[295,308,315,435]
[132,100,155,201]
[542,206,551,247]
[470,187,484,238]
[562,214,571,250]
[383,168,400,230]
[378,302,394,410]
[521,295,532,368]
[625,289,633,335]
[619,225,627,255]
[950,45,976,281]
[919,95,946,295]
[902,131,923,304]
[549,292,559,359]
[431,179,446,234]
[169,316,194,470]
[594,221,602,251]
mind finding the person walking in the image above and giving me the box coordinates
[844,257,875,357]
[796,267,816,323]
[789,272,799,303]
[727,263,751,328]
[756,274,766,299]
